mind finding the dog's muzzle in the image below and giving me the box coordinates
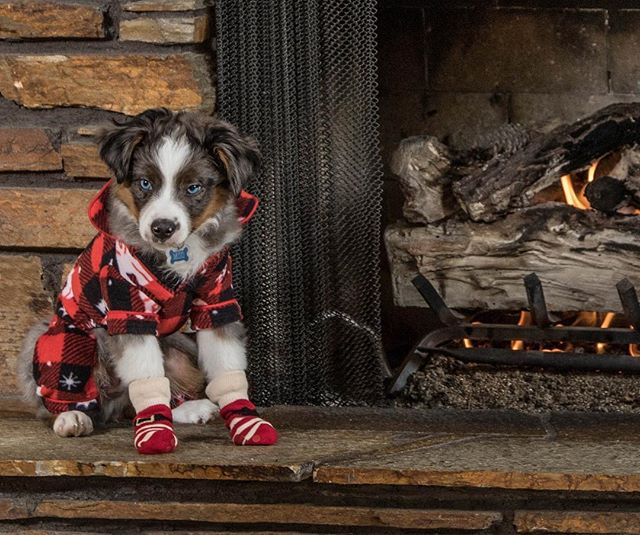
[151,219,178,242]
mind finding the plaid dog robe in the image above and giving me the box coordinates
[33,181,258,414]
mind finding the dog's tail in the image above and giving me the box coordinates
[162,332,206,403]
[16,320,49,417]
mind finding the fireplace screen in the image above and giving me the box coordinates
[215,0,388,404]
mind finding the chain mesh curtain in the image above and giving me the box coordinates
[215,0,388,405]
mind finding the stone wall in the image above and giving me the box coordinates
[378,0,640,362]
[0,0,214,398]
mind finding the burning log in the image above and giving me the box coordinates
[452,103,640,222]
[390,136,454,224]
[584,176,632,214]
[590,146,640,213]
[385,204,640,312]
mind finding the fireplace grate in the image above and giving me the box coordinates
[389,275,640,394]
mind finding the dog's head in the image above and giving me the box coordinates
[97,108,260,251]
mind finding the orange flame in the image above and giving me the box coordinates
[466,302,638,356]
[630,324,640,357]
[511,311,531,350]
[561,174,590,210]
[560,161,599,210]
[463,321,481,348]
[587,161,598,183]
[573,311,598,327]
[596,312,616,354]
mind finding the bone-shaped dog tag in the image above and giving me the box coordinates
[169,247,190,264]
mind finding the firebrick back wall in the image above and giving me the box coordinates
[0,0,215,398]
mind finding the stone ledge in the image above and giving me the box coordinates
[0,406,639,494]
[314,466,640,492]
[514,510,640,534]
[0,498,502,530]
[0,406,637,532]
[0,414,433,482]
[314,432,640,492]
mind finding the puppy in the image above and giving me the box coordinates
[18,108,278,453]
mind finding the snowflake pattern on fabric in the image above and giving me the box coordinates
[60,372,81,391]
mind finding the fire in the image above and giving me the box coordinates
[463,321,481,348]
[480,309,640,357]
[572,310,598,327]
[630,324,639,357]
[596,312,616,354]
[560,161,598,210]
[561,174,590,209]
[511,311,531,350]
[587,161,597,183]
[560,160,640,215]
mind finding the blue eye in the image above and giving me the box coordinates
[186,184,203,195]
[139,178,153,192]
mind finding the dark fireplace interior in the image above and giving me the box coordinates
[378,1,640,411]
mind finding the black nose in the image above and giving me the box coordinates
[151,219,177,241]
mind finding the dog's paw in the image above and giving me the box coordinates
[53,410,94,437]
[172,399,218,424]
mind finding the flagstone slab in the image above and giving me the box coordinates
[0,413,439,482]
[314,434,640,492]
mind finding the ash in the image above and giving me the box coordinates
[396,354,640,413]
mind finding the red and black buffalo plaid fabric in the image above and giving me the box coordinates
[33,181,258,414]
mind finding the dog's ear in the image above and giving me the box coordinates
[205,121,261,196]
[97,108,170,183]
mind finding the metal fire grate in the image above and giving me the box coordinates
[389,274,640,394]
[215,0,388,404]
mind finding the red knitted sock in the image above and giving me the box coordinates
[219,399,278,446]
[133,404,178,454]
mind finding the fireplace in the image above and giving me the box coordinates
[379,1,640,410]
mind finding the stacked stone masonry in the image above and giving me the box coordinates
[0,0,215,398]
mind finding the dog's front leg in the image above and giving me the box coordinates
[197,323,278,445]
[112,334,178,454]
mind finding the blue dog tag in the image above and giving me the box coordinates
[169,247,189,264]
